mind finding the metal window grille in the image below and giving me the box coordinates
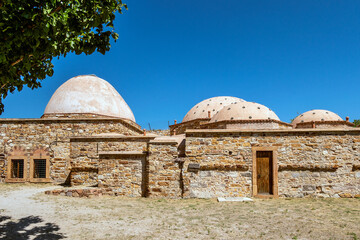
[11,159,24,178]
[34,159,47,178]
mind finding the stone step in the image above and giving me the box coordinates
[217,197,253,202]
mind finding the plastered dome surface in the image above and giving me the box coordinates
[44,75,135,122]
[292,109,342,125]
[210,101,280,122]
[182,96,246,122]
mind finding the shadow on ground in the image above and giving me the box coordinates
[0,215,65,239]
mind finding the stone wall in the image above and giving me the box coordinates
[98,153,146,197]
[68,135,184,198]
[66,134,185,198]
[70,169,98,186]
[201,119,292,130]
[225,122,291,130]
[0,118,142,183]
[69,136,153,186]
[183,133,253,198]
[183,170,251,198]
[184,129,360,198]
[295,121,354,129]
[5,117,359,200]
[148,129,170,136]
[169,118,210,135]
[0,153,5,183]
[41,113,142,131]
[170,119,293,135]
[45,188,103,198]
[70,138,149,167]
[148,141,182,198]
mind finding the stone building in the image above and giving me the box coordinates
[1,76,359,199]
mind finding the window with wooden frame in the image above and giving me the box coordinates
[11,159,24,178]
[6,157,27,182]
[33,159,46,178]
[30,158,50,182]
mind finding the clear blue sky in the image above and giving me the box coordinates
[2,0,360,129]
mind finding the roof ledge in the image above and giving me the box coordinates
[99,151,146,157]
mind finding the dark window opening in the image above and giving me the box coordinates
[34,159,47,178]
[11,159,24,178]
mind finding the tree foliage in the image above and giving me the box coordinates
[0,0,127,114]
[353,119,360,127]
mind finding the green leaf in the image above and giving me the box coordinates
[0,0,128,114]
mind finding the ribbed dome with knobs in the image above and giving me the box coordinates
[209,101,280,123]
[292,109,342,125]
[182,96,246,122]
[44,75,136,122]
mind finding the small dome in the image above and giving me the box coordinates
[292,109,342,125]
[44,75,135,121]
[210,101,280,122]
[182,96,246,122]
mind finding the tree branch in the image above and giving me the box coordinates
[11,57,24,66]
[50,1,70,15]
[11,55,34,67]
[50,6,63,14]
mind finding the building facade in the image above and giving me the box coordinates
[1,75,359,199]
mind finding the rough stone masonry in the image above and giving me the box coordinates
[3,75,360,199]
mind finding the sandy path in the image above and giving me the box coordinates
[0,185,65,239]
[0,185,58,218]
[1,185,360,239]
[0,185,153,239]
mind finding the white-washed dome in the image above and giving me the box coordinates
[210,101,280,122]
[292,109,342,125]
[182,96,246,122]
[44,75,135,121]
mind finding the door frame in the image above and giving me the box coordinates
[252,147,278,198]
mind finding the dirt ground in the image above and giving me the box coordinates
[0,184,359,240]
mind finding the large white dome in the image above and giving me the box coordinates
[44,75,135,122]
[292,109,342,125]
[182,96,246,122]
[210,101,280,122]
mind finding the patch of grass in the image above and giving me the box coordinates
[2,185,360,239]
[347,232,358,240]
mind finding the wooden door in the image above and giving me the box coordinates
[256,157,270,194]
[256,151,273,195]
